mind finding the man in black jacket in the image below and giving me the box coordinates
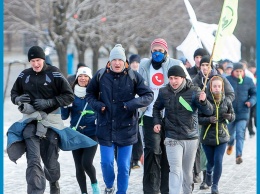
[11,46,74,194]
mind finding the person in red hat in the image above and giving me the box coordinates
[139,38,191,194]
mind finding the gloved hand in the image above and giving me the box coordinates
[15,94,31,105]
[223,113,232,120]
[209,116,217,123]
[33,99,57,111]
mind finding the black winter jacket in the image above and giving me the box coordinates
[199,92,235,146]
[11,63,74,114]
[86,67,154,146]
[192,69,235,102]
[153,80,213,140]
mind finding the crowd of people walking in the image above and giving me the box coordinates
[6,38,256,194]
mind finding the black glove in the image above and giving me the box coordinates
[223,113,232,120]
[209,116,217,123]
[15,94,31,105]
[33,99,57,111]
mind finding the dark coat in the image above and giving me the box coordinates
[86,68,154,146]
[226,74,256,121]
[11,64,74,114]
[192,69,235,102]
[61,95,96,137]
[153,80,213,140]
[188,66,200,78]
[199,92,235,146]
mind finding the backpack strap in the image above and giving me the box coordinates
[97,68,136,84]
[97,68,106,82]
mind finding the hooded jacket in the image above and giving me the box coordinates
[199,76,235,146]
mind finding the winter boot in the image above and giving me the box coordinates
[50,181,60,194]
[200,170,209,190]
[211,184,219,194]
[205,172,213,187]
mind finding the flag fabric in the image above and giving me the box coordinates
[213,0,239,61]
[177,0,240,63]
[177,21,241,65]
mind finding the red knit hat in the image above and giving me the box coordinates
[151,38,168,53]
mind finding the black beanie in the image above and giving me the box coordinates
[233,63,244,71]
[129,54,141,64]
[200,55,213,68]
[28,46,45,62]
[193,48,208,59]
[168,65,186,78]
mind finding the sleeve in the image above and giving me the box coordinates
[53,70,74,106]
[227,100,236,123]
[10,71,24,105]
[123,72,154,112]
[61,106,71,120]
[194,87,213,116]
[223,77,235,102]
[247,78,257,107]
[152,89,165,125]
[86,70,106,113]
[198,112,211,125]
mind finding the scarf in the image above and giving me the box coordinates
[170,79,186,94]
[74,84,86,98]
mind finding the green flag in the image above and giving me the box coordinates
[213,0,238,61]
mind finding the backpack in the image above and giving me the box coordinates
[97,68,137,84]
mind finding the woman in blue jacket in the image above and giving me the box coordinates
[61,67,100,194]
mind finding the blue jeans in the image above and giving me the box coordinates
[100,144,132,194]
[202,143,227,185]
[228,120,247,157]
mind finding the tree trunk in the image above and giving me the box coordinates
[56,48,68,77]
[92,46,100,74]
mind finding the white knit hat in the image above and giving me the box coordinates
[76,67,92,79]
[109,44,126,62]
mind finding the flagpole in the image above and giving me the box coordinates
[201,0,238,91]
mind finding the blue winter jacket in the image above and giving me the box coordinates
[226,74,256,121]
[61,95,96,137]
[86,67,154,146]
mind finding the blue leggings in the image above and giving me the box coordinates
[100,144,132,194]
[202,143,227,185]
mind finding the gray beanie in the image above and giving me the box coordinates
[109,44,126,62]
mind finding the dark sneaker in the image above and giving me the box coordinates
[50,181,60,194]
[200,181,209,190]
[104,186,115,194]
[236,156,243,164]
[211,184,219,194]
[131,161,140,169]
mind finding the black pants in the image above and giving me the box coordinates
[142,116,169,194]
[72,136,98,193]
[23,122,60,194]
[131,129,143,163]
[247,104,257,135]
